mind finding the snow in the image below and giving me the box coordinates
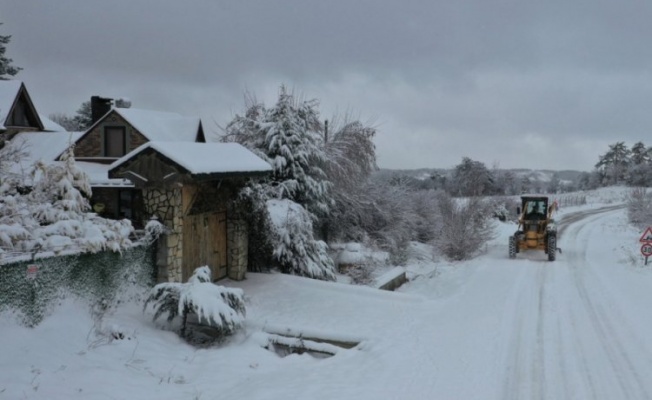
[110,108,201,142]
[6,188,652,399]
[75,162,133,187]
[109,141,272,176]
[4,133,140,187]
[38,114,66,132]
[6,132,83,174]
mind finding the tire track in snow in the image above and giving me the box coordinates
[500,263,549,400]
[563,209,652,399]
[499,205,635,400]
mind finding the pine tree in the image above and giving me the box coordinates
[0,23,22,80]
[262,86,332,218]
[223,86,337,280]
[595,142,631,185]
[627,142,652,186]
[266,199,335,280]
[48,101,93,132]
[225,86,332,219]
[630,142,650,166]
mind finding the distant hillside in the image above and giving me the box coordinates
[378,168,582,183]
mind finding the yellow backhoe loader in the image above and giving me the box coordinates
[509,196,559,261]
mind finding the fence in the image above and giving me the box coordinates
[0,244,156,327]
[555,194,587,208]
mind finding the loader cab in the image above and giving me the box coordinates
[518,196,549,221]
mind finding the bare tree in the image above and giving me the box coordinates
[433,194,495,261]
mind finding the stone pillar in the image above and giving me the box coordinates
[227,218,248,281]
[143,187,184,282]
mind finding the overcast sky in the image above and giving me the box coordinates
[2,0,651,171]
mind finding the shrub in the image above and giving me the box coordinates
[433,194,496,261]
[144,266,246,341]
[627,188,652,228]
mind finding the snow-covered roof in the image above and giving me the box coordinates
[76,161,133,187]
[89,107,202,142]
[6,131,132,187]
[110,141,272,176]
[9,131,83,166]
[38,113,66,132]
[0,80,23,126]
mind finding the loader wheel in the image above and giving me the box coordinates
[547,235,556,261]
[509,236,517,259]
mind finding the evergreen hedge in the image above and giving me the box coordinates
[0,245,155,327]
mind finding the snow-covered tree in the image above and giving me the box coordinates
[450,157,496,196]
[362,176,419,262]
[224,86,332,220]
[547,173,562,194]
[223,86,341,280]
[266,199,336,280]
[322,118,377,242]
[0,142,133,256]
[144,266,246,339]
[0,23,21,79]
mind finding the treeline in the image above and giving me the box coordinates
[376,159,577,197]
[580,141,652,188]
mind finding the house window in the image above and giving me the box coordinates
[104,126,126,157]
[119,190,134,219]
[118,189,143,228]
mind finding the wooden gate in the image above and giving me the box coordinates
[182,211,227,281]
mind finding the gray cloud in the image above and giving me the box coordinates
[2,0,651,171]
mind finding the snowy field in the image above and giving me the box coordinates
[2,188,652,399]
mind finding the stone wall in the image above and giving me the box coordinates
[143,187,183,282]
[227,219,248,280]
[75,111,148,158]
[142,183,250,283]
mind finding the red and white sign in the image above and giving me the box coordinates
[642,243,652,258]
[640,227,652,243]
[26,264,39,280]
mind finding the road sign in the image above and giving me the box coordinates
[26,264,39,280]
[642,243,652,257]
[640,227,652,243]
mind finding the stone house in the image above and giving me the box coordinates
[3,85,273,283]
[66,98,208,227]
[109,141,271,282]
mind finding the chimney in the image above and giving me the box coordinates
[90,96,113,124]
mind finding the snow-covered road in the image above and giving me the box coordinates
[3,204,652,400]
[497,207,652,400]
[227,206,652,399]
[396,206,652,400]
